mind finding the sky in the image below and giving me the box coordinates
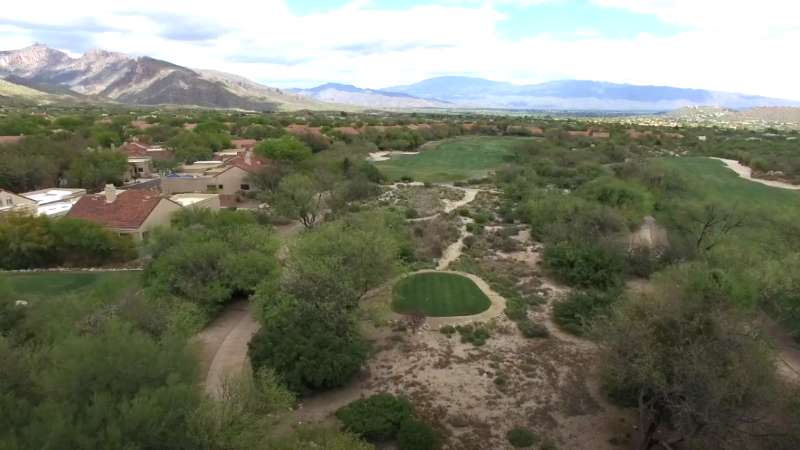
[1,0,799,99]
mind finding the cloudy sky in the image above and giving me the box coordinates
[1,0,799,99]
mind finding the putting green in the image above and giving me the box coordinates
[391,272,491,317]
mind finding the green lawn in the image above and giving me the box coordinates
[392,272,491,317]
[655,157,800,207]
[1,271,142,302]
[374,136,529,182]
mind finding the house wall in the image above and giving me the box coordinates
[160,176,211,195]
[213,167,253,195]
[116,199,181,240]
[0,191,36,215]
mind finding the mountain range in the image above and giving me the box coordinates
[0,44,324,110]
[1,44,799,112]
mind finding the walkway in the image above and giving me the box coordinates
[192,301,261,398]
[711,157,800,190]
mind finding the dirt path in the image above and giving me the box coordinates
[711,157,800,190]
[191,301,261,398]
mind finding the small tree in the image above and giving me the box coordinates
[273,174,323,228]
[597,269,780,450]
[255,135,312,163]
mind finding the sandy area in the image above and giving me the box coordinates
[711,157,800,190]
[367,151,420,162]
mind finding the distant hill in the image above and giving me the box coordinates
[383,76,800,111]
[292,83,450,109]
[0,44,330,111]
[669,106,800,125]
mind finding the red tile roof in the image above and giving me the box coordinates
[119,142,149,157]
[231,139,258,149]
[0,136,24,145]
[225,151,270,174]
[67,189,164,229]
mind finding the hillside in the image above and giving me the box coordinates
[383,76,800,111]
[0,44,331,111]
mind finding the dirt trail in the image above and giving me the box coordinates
[711,157,800,190]
[191,301,261,398]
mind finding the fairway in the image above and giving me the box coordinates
[1,271,142,301]
[374,136,528,182]
[655,157,800,207]
[392,272,491,317]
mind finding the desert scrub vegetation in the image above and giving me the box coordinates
[552,289,620,336]
[506,427,538,448]
[336,394,440,450]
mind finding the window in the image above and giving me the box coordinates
[206,185,218,192]
[136,167,144,173]
[5,198,12,206]
[240,184,250,191]
[218,185,224,189]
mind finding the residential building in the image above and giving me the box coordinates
[21,188,87,217]
[119,141,174,161]
[67,185,181,240]
[0,189,36,215]
[0,136,24,145]
[170,193,221,210]
[160,150,267,196]
[126,156,154,182]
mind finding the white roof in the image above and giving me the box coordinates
[128,157,151,163]
[23,189,83,205]
[170,193,219,207]
[38,201,74,217]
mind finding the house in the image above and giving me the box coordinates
[0,136,24,145]
[0,189,37,216]
[170,193,221,210]
[161,150,267,196]
[119,142,174,161]
[126,156,154,182]
[67,185,181,240]
[231,139,258,149]
[21,188,86,217]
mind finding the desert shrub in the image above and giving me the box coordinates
[249,300,368,395]
[400,175,414,183]
[517,319,549,338]
[439,325,456,337]
[455,323,490,346]
[335,394,414,442]
[465,222,484,234]
[577,176,654,225]
[397,419,439,450]
[553,289,619,336]
[505,297,528,322]
[543,240,624,290]
[405,208,419,219]
[506,427,538,448]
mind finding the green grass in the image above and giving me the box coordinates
[0,271,142,302]
[392,272,491,317]
[656,157,800,207]
[374,136,528,182]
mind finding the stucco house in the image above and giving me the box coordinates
[0,189,37,216]
[160,150,267,196]
[67,185,181,240]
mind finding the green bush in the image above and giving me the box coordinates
[439,325,456,337]
[335,394,414,441]
[397,419,439,450]
[455,324,490,346]
[405,208,420,219]
[543,240,624,290]
[506,427,537,448]
[553,289,619,336]
[517,319,549,338]
[249,300,368,395]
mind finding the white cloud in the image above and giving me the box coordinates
[2,0,800,100]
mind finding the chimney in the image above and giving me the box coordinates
[104,184,117,203]
[244,150,252,166]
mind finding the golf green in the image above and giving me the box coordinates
[392,272,491,317]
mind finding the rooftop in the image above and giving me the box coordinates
[67,189,164,229]
[22,188,86,205]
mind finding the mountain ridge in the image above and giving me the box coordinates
[381,76,800,111]
[0,44,329,111]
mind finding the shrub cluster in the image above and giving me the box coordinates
[336,394,439,450]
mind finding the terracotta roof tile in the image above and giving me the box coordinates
[67,189,163,229]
